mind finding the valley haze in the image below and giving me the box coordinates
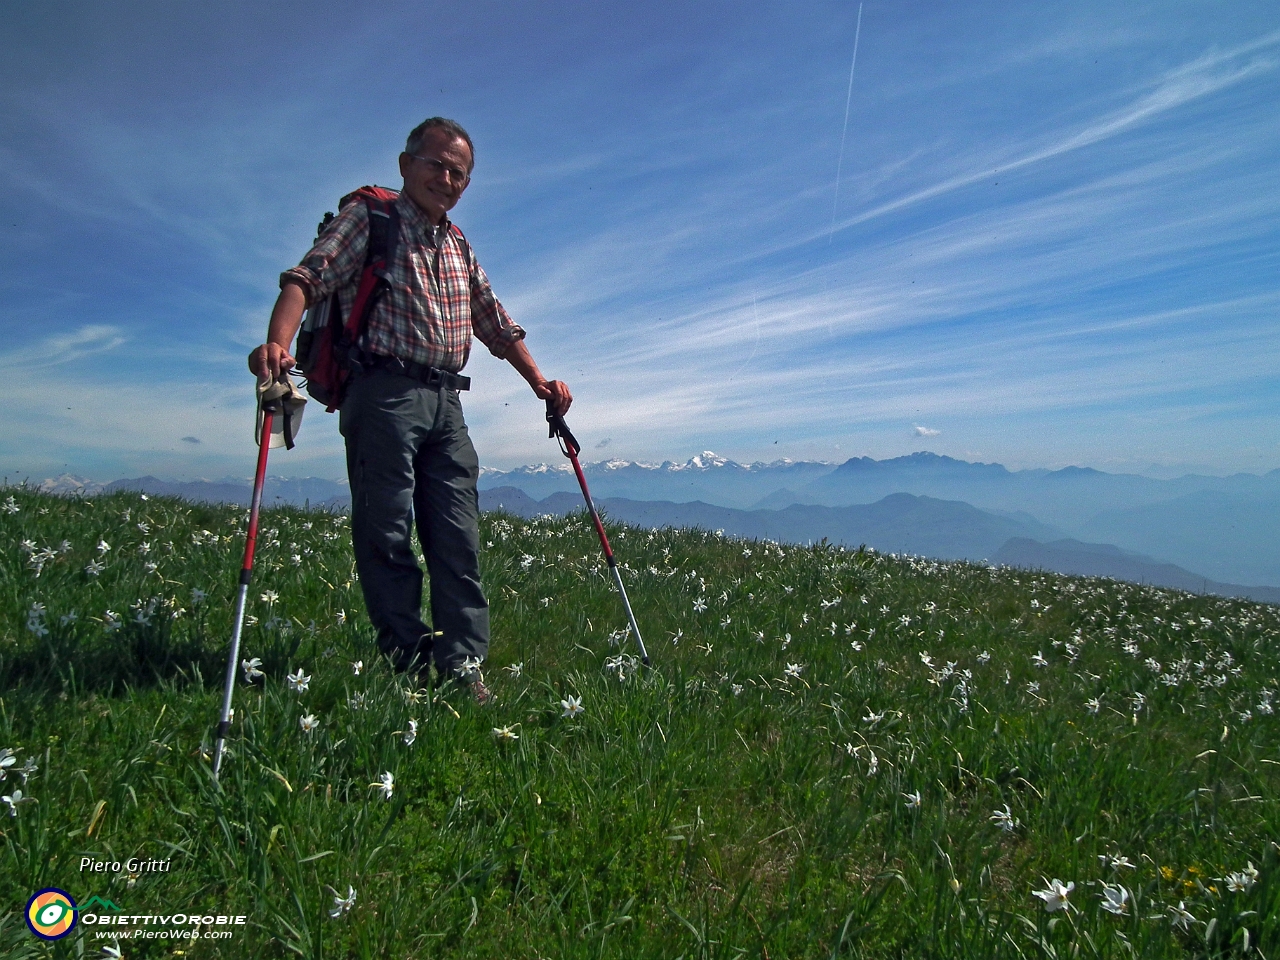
[27,451,1280,602]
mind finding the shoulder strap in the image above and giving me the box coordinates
[448,223,473,280]
[339,194,400,346]
[364,195,400,273]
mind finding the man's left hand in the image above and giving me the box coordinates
[535,379,572,417]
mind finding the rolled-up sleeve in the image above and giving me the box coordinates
[279,202,368,307]
[469,260,526,359]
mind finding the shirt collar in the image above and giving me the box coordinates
[396,191,450,240]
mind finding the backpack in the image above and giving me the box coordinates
[294,186,401,412]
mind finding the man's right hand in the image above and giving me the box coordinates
[250,282,308,381]
[248,342,297,381]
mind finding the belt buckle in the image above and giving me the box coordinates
[424,367,443,388]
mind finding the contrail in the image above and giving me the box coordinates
[829,3,864,244]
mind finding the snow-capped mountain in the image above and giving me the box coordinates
[477,452,839,507]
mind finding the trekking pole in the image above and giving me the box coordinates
[546,400,649,666]
[212,390,278,780]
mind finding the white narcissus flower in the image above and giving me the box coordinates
[1099,884,1129,915]
[560,695,584,719]
[2,787,32,816]
[503,662,523,678]
[1168,901,1196,930]
[402,720,418,746]
[261,590,279,605]
[287,670,311,694]
[902,791,921,810]
[493,725,519,742]
[242,657,264,682]
[1224,866,1256,893]
[1032,878,1075,913]
[989,805,1019,833]
[0,748,17,779]
[1098,854,1135,872]
[299,714,319,734]
[351,660,363,676]
[328,885,357,918]
[371,772,394,800]
[784,663,803,678]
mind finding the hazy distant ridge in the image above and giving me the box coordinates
[31,450,1280,588]
[480,486,1280,605]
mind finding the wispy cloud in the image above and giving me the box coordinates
[826,29,1280,237]
[0,326,127,370]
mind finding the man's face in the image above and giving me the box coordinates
[399,129,473,223]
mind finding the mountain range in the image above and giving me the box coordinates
[30,450,1280,599]
[476,452,1280,588]
[477,486,1280,605]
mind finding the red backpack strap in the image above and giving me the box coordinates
[342,191,401,343]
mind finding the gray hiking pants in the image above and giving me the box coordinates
[339,368,489,676]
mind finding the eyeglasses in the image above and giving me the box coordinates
[408,154,470,184]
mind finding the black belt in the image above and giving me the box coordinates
[351,351,470,391]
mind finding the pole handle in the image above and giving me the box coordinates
[546,400,580,457]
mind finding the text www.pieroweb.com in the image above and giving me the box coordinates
[94,929,235,941]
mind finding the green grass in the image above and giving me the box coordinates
[0,485,1277,959]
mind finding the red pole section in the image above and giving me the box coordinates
[240,411,272,582]
[568,450,615,565]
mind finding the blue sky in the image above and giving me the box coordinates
[2,1,1277,482]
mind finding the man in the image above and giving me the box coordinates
[249,117,571,702]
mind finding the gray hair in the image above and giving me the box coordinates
[405,117,475,171]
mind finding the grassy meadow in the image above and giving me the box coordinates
[0,485,1277,958]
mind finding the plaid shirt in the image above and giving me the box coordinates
[280,191,525,372]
